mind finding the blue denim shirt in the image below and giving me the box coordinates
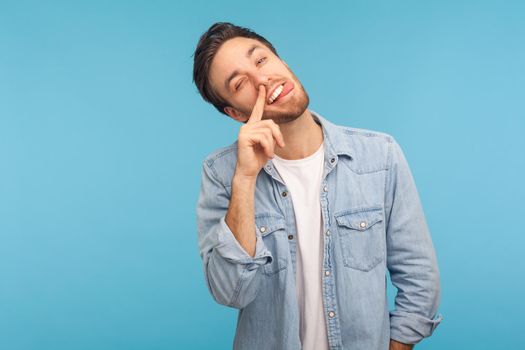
[196,110,443,350]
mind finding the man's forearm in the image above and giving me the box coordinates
[389,339,414,350]
[225,174,257,257]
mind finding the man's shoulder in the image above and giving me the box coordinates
[336,124,394,142]
[201,140,238,187]
[313,111,395,153]
[203,140,238,165]
[326,119,395,172]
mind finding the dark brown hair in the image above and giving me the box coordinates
[192,22,280,116]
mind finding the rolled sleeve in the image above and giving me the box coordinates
[217,214,273,270]
[197,159,272,308]
[384,137,443,344]
[390,310,443,344]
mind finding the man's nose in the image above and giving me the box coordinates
[253,74,270,89]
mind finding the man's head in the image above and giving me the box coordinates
[192,22,309,124]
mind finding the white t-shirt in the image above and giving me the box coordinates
[271,142,329,350]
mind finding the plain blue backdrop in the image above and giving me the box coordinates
[1,0,524,349]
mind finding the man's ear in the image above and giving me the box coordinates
[224,106,249,123]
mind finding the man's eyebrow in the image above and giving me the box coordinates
[224,44,264,92]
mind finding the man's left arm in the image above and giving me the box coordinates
[384,136,443,346]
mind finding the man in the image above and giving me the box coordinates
[193,22,442,350]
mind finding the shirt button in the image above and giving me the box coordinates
[265,165,272,171]
[359,221,367,228]
[325,229,331,236]
[259,226,267,233]
[330,157,336,164]
[288,235,294,240]
[328,311,335,318]
[282,190,288,197]
[323,186,328,192]
[325,270,331,276]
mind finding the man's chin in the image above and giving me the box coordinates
[264,110,305,124]
[264,97,309,124]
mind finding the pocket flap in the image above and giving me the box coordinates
[335,208,383,231]
[255,213,286,236]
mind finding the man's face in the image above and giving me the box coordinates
[209,37,310,124]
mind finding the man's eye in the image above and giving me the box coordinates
[257,57,267,65]
[235,80,244,91]
[234,58,267,91]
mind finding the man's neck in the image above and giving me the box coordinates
[274,109,323,160]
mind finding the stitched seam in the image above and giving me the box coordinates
[383,138,394,234]
[206,161,231,198]
[206,146,237,168]
[228,264,248,307]
[340,127,392,140]
[333,204,383,217]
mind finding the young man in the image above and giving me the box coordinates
[193,22,442,350]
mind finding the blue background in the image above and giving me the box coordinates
[1,0,524,349]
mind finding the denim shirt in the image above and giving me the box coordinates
[196,110,443,350]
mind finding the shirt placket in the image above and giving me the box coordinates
[262,162,299,277]
[319,143,344,350]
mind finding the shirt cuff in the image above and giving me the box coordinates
[389,310,443,344]
[215,215,273,270]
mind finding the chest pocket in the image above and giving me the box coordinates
[255,213,289,276]
[334,207,385,272]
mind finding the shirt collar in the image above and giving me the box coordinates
[309,109,353,158]
[263,109,353,177]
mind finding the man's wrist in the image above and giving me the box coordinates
[389,339,414,350]
[232,173,258,190]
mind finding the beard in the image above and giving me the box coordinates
[235,71,310,125]
[261,82,310,125]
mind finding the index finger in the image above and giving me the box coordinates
[246,85,266,124]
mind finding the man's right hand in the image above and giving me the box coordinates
[235,84,286,179]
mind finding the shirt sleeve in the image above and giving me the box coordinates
[196,159,273,309]
[384,137,444,344]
